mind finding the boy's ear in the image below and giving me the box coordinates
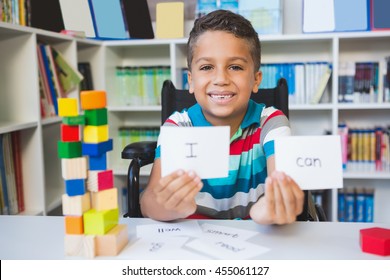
[252,71,262,93]
[188,71,194,94]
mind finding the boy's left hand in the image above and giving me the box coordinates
[250,171,304,225]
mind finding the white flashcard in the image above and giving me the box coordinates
[185,238,270,260]
[136,220,202,238]
[159,126,230,179]
[274,135,343,190]
[119,237,209,259]
[201,223,259,241]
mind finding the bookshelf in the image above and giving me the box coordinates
[0,21,389,223]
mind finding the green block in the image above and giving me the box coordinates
[85,108,108,126]
[83,208,119,235]
[62,115,86,126]
[57,141,82,158]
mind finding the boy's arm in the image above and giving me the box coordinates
[140,158,203,221]
[249,155,304,225]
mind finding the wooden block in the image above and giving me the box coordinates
[360,227,390,256]
[61,124,80,142]
[89,153,107,170]
[80,90,106,110]
[64,234,84,256]
[58,141,82,158]
[156,2,184,38]
[65,179,86,196]
[87,170,113,192]
[65,215,84,234]
[61,157,87,179]
[96,224,129,256]
[62,115,86,126]
[62,192,91,216]
[84,235,96,259]
[58,98,78,117]
[82,139,113,156]
[91,188,118,211]
[83,125,109,143]
[83,208,119,235]
[85,108,108,126]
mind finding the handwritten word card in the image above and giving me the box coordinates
[136,220,202,238]
[274,135,343,190]
[185,238,270,259]
[201,223,258,241]
[160,126,230,179]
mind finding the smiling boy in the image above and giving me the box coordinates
[140,10,304,225]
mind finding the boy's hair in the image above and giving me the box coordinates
[187,9,261,72]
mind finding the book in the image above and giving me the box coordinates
[36,44,55,117]
[121,0,154,39]
[45,45,65,98]
[156,2,184,39]
[12,131,24,213]
[78,62,94,91]
[59,0,95,38]
[29,0,64,32]
[303,0,335,33]
[0,134,9,215]
[3,133,18,215]
[334,0,369,32]
[88,0,128,39]
[310,64,332,104]
[51,47,84,95]
[39,43,58,115]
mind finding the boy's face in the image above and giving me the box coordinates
[187,31,262,127]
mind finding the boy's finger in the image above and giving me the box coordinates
[264,177,276,217]
[277,173,296,221]
[165,177,202,210]
[157,169,184,192]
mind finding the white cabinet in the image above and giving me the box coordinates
[1,21,389,222]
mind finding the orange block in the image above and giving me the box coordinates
[80,90,107,110]
[65,215,84,234]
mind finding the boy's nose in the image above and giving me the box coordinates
[213,69,229,86]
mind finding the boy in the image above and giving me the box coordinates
[140,10,304,225]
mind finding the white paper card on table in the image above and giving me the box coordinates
[122,237,189,257]
[185,238,270,259]
[160,126,230,179]
[201,223,259,241]
[303,0,335,33]
[136,220,202,239]
[274,135,343,190]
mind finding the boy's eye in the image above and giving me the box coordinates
[229,65,243,71]
[199,65,213,71]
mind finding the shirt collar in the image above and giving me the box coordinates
[187,99,264,128]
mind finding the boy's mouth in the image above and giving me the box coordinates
[209,94,234,100]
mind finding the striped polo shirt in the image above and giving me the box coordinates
[155,99,291,219]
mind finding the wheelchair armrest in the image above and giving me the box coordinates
[121,141,157,163]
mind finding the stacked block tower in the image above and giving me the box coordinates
[58,90,128,258]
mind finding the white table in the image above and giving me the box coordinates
[0,215,389,260]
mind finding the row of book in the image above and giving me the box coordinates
[338,59,390,103]
[37,42,84,118]
[338,187,375,223]
[0,132,24,215]
[259,62,332,105]
[114,66,171,106]
[338,124,390,172]
[0,0,28,26]
[118,127,159,151]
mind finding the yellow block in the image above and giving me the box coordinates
[83,125,109,143]
[83,208,119,235]
[96,224,129,256]
[62,192,91,216]
[91,188,118,211]
[80,90,106,110]
[156,2,184,38]
[58,98,79,117]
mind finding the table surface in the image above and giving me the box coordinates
[1,215,389,260]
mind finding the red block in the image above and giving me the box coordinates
[61,124,80,142]
[98,170,114,191]
[360,227,390,256]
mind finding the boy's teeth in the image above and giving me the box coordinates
[211,95,232,99]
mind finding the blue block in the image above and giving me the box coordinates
[82,139,113,156]
[89,153,107,170]
[65,179,86,196]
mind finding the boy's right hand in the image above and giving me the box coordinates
[152,169,203,219]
